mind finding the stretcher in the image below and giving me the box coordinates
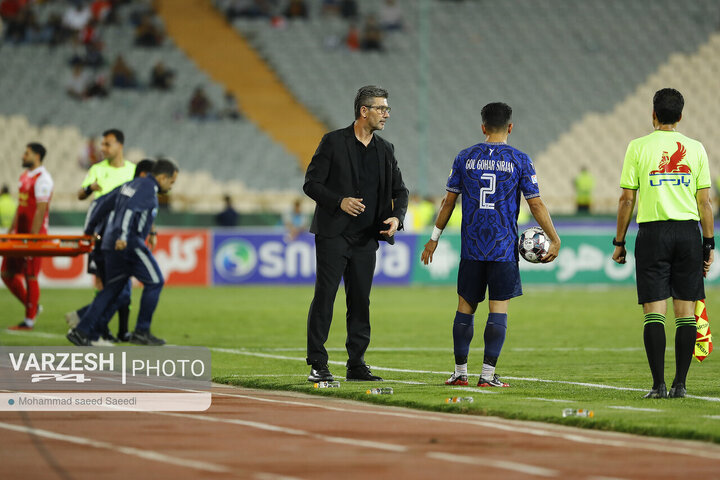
[0,234,94,257]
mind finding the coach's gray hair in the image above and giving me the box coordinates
[354,85,389,119]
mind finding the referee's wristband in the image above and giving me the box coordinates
[703,237,715,249]
[431,226,443,242]
[84,185,93,196]
[612,237,625,247]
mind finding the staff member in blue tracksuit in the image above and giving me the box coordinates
[67,158,179,346]
[66,159,156,343]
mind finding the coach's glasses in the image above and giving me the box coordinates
[365,105,392,114]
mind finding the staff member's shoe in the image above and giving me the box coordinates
[346,364,382,381]
[66,328,91,346]
[642,383,668,398]
[129,330,166,346]
[668,384,686,398]
[308,363,333,382]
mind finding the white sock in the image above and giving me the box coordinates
[481,363,495,379]
[24,318,35,327]
[455,363,468,376]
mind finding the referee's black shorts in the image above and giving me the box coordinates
[634,220,704,305]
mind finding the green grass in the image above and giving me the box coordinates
[2,285,720,442]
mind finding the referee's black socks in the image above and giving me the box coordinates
[673,317,696,387]
[643,313,666,389]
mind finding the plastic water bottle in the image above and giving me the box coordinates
[366,387,393,395]
[445,397,474,404]
[562,408,594,418]
[314,381,340,389]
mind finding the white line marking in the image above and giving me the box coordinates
[2,330,64,339]
[208,390,720,460]
[0,420,231,473]
[607,406,663,413]
[426,452,557,477]
[155,412,408,453]
[525,397,576,403]
[211,348,720,402]
[703,415,720,420]
[450,386,498,394]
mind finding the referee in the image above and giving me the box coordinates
[613,88,714,399]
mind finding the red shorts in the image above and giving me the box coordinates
[1,256,42,277]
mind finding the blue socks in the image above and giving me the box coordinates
[452,312,474,365]
[483,312,508,366]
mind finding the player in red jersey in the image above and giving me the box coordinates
[2,143,54,330]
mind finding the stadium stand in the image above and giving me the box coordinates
[221,0,719,211]
[0,0,305,213]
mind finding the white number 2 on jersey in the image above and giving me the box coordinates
[479,173,496,209]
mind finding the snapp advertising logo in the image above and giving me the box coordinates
[0,347,211,411]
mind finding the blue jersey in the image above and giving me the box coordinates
[446,142,540,261]
[100,176,159,251]
[83,185,121,236]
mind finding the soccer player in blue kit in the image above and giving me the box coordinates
[67,159,179,346]
[421,102,560,387]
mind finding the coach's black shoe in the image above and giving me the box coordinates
[129,330,166,346]
[117,331,131,342]
[669,383,686,398]
[642,383,668,399]
[308,363,334,382]
[346,364,383,381]
[66,328,91,346]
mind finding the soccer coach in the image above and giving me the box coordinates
[613,88,714,399]
[303,85,408,383]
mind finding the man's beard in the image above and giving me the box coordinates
[21,160,33,168]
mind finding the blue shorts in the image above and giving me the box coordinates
[457,259,522,304]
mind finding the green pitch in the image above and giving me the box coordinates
[2,285,720,442]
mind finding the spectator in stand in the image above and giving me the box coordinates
[111,54,138,89]
[225,0,275,21]
[86,73,109,98]
[78,135,102,169]
[189,87,213,120]
[340,0,358,20]
[90,0,112,24]
[284,0,307,19]
[79,18,100,45]
[216,195,239,227]
[62,0,91,35]
[321,0,339,17]
[379,0,403,31]
[46,13,68,46]
[134,12,164,47]
[346,22,359,51]
[221,90,243,120]
[66,63,91,100]
[150,61,174,90]
[361,15,383,52]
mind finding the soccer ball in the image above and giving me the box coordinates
[518,227,550,263]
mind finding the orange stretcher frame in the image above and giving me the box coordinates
[0,234,94,257]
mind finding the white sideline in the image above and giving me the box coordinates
[607,406,663,412]
[0,420,231,473]
[212,347,720,402]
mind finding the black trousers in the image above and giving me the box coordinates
[306,235,378,368]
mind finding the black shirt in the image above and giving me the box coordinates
[343,135,380,243]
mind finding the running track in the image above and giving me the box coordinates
[1,384,719,479]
